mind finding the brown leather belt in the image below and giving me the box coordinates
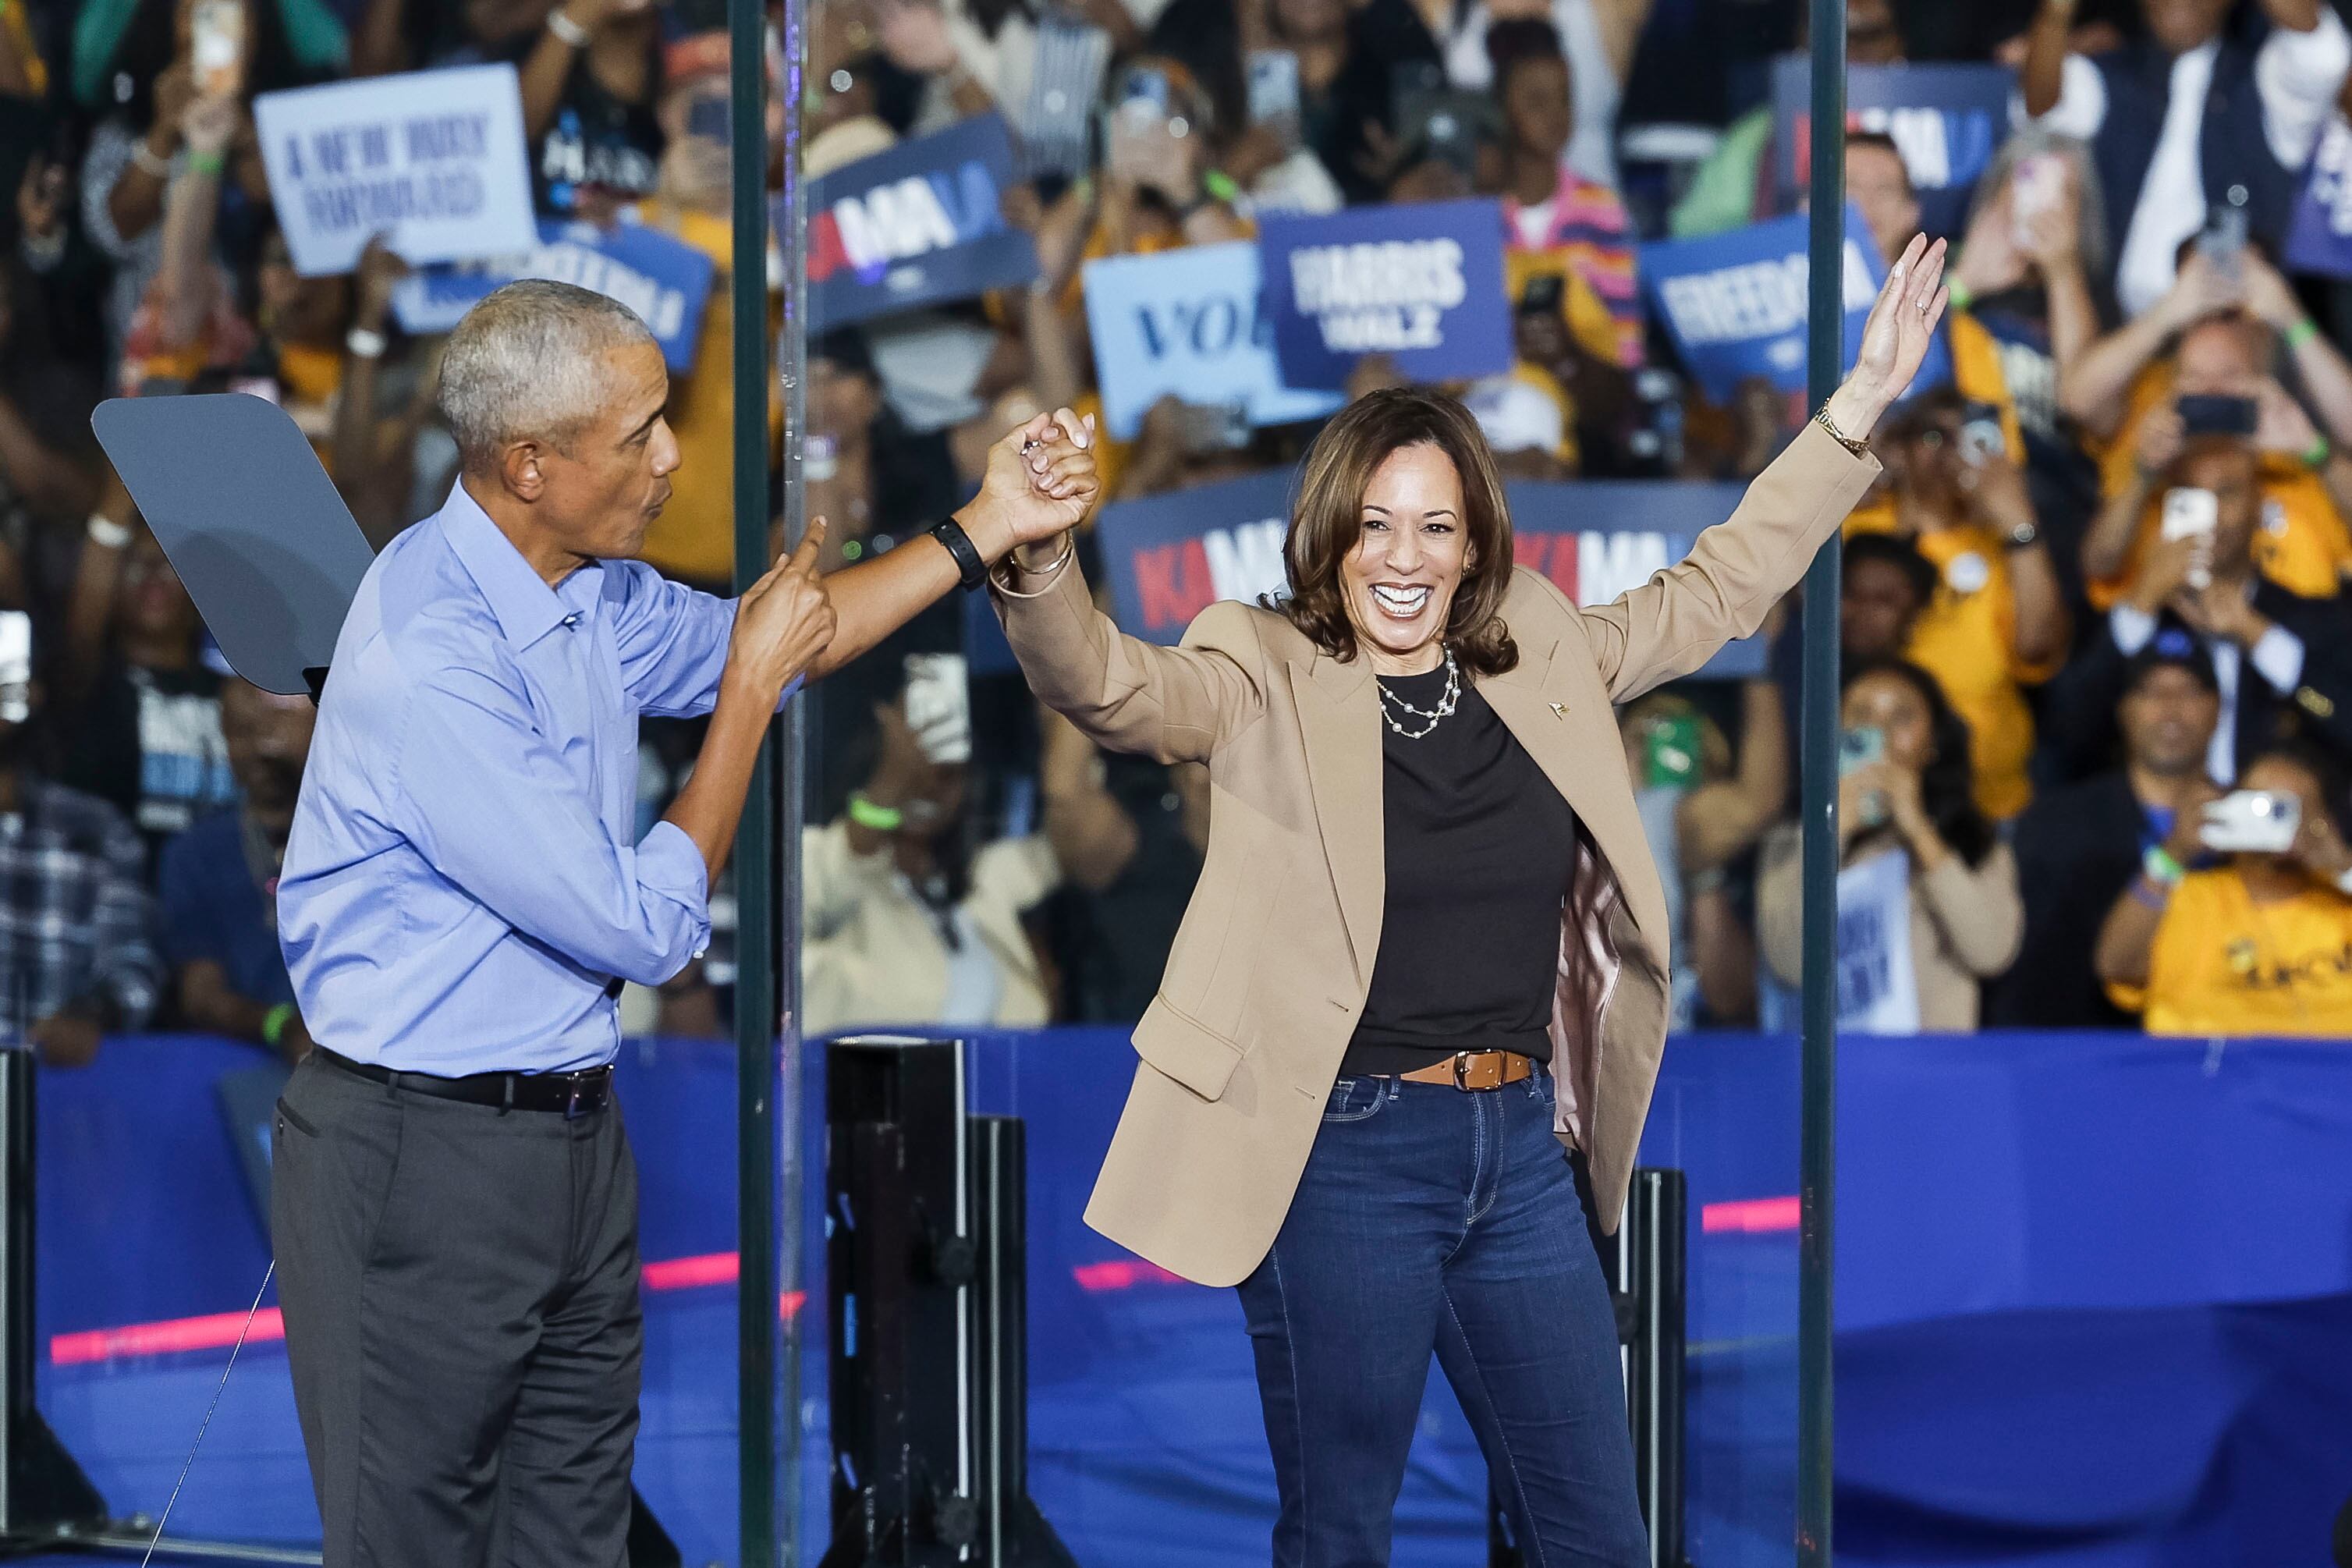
[1392,1051,1538,1091]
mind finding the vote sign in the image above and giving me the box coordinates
[1080,243,1343,442]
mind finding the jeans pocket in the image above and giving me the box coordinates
[1321,1076,1389,1123]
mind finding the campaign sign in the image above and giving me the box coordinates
[1772,57,2013,238]
[1638,207,1949,406]
[798,113,1038,331]
[254,65,535,278]
[2284,118,2352,281]
[1259,199,1513,389]
[389,219,717,371]
[1081,243,1345,441]
[1093,470,1765,677]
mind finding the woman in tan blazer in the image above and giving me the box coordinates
[995,237,1951,1565]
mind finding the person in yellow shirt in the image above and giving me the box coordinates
[2064,254,2352,608]
[2096,743,2352,1038]
[1846,389,2070,820]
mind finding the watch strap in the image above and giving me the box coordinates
[930,517,988,592]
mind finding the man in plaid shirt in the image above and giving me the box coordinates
[0,729,161,1065]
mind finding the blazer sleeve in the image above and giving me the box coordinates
[2261,587,2352,757]
[1577,421,1882,704]
[993,555,1272,764]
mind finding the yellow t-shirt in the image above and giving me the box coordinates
[1503,250,1634,374]
[2089,364,2352,608]
[2120,869,2352,1037]
[1843,510,2055,821]
[632,207,782,587]
[1948,310,2027,466]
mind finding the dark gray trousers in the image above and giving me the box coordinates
[270,1052,643,1568]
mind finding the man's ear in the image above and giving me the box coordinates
[500,439,547,502]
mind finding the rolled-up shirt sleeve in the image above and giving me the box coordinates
[393,659,712,986]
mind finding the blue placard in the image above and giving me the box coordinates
[2284,119,2352,282]
[796,112,1038,332]
[389,218,717,371]
[1081,242,1345,442]
[1091,469,1765,677]
[1772,58,2014,239]
[1259,199,1513,390]
[1637,206,1949,407]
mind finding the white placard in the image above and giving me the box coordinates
[1835,848,1921,1035]
[254,65,536,278]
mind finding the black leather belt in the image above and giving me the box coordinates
[316,1045,614,1119]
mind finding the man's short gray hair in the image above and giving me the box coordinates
[437,280,659,470]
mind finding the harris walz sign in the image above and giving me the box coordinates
[796,112,1038,332]
[1091,470,1768,677]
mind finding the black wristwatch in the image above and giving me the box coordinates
[931,517,988,592]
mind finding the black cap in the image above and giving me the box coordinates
[2123,628,2219,697]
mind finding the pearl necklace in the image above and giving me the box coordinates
[1376,648,1460,739]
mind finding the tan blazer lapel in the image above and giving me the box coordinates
[1476,631,1593,818]
[1291,653,1384,985]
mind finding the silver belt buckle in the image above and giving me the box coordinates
[563,1074,589,1120]
[1453,1052,1475,1091]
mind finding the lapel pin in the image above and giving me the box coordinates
[1548,702,1566,719]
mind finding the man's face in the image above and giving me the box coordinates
[2142,0,2230,55]
[1502,57,1574,165]
[532,342,679,561]
[1845,144,1921,266]
[220,678,316,850]
[1842,555,1925,661]
[1847,0,1903,64]
[1894,409,1967,514]
[2120,665,2219,778]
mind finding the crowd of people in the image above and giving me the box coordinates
[3,0,2352,1056]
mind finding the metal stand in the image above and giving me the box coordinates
[1490,1167,1688,1568]
[819,1038,1077,1567]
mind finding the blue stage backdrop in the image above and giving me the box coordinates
[34,1031,2352,1568]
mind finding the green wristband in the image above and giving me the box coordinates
[187,148,226,177]
[1945,277,1974,314]
[2305,433,2332,470]
[2287,317,2321,350]
[846,792,904,832]
[262,1002,296,1048]
[2143,845,2186,889]
[1201,169,1241,206]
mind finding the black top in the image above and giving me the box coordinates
[1342,664,1579,1076]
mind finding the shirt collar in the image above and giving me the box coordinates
[438,482,605,650]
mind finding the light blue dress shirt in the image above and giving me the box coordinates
[279,482,793,1075]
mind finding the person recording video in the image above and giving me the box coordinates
[988,236,1949,1563]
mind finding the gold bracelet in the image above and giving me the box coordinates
[1814,403,1868,458]
[988,534,1077,599]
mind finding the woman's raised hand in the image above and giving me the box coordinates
[1827,234,1949,443]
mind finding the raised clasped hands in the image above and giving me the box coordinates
[1826,234,1951,445]
[960,406,1102,566]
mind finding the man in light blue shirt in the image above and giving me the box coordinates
[270,278,1099,1567]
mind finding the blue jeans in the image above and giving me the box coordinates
[1236,1073,1648,1568]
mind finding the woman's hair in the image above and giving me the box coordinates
[1279,388,1520,678]
[1485,16,1568,97]
[1842,656,1996,867]
[1964,128,2113,298]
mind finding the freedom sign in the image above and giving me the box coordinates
[1259,199,1513,389]
[799,113,1038,331]
[1091,470,1767,677]
[1637,206,1949,406]
[254,65,535,278]
[1082,242,1345,441]
[388,218,717,371]
[1772,58,2013,238]
[2284,118,2352,281]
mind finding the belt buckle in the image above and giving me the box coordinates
[1453,1052,1474,1091]
[563,1073,588,1121]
